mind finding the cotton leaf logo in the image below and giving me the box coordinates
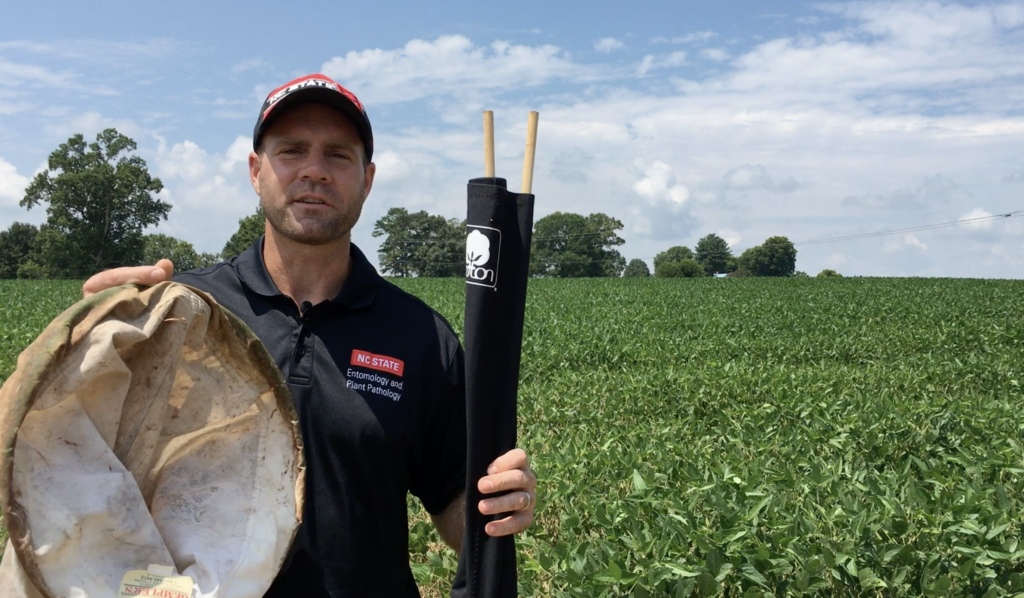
[466,230,490,267]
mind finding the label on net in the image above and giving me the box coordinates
[118,566,194,598]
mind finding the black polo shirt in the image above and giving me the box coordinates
[174,238,466,598]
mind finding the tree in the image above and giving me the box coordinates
[622,259,651,277]
[17,261,47,279]
[695,234,734,276]
[143,234,221,272]
[21,128,169,276]
[738,236,797,277]
[655,258,704,278]
[0,222,40,279]
[653,246,694,272]
[817,269,842,278]
[196,252,221,268]
[373,208,464,277]
[530,212,625,277]
[222,206,265,258]
[725,256,738,273]
[737,247,759,276]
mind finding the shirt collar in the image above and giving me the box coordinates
[236,235,381,309]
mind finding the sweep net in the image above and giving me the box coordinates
[0,282,303,598]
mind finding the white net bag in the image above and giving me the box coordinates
[0,282,303,598]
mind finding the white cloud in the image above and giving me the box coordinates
[842,175,964,211]
[0,157,46,229]
[960,207,994,229]
[625,160,696,240]
[718,228,742,247]
[905,234,928,250]
[220,135,253,174]
[37,111,142,145]
[726,2,1024,112]
[321,35,606,104]
[637,55,655,76]
[701,48,730,62]
[719,164,799,194]
[0,100,31,115]
[0,39,186,63]
[651,31,718,45]
[372,150,414,182]
[637,51,687,75]
[594,37,625,53]
[0,59,84,90]
[632,159,689,205]
[723,164,775,191]
[0,158,29,203]
[153,136,258,253]
[159,140,210,180]
[666,51,687,66]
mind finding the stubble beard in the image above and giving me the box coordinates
[260,177,365,246]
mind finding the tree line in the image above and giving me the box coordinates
[3,129,837,280]
[632,234,800,278]
[1,129,269,279]
[373,207,810,279]
[373,208,628,278]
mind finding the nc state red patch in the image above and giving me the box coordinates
[350,349,405,376]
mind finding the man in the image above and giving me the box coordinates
[83,74,536,597]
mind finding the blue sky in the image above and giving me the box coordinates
[1,0,1022,277]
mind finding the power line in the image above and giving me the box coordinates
[794,210,1022,246]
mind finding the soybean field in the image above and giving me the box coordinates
[1,277,1023,597]
[398,277,1024,597]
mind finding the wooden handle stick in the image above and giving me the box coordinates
[521,111,539,194]
[484,111,495,178]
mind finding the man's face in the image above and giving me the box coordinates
[249,102,376,246]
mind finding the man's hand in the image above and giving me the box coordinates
[82,259,175,298]
[477,448,537,537]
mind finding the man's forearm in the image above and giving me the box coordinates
[429,491,465,553]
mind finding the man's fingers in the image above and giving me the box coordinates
[485,448,529,475]
[478,447,537,538]
[82,259,175,298]
[154,259,174,279]
[483,510,533,537]
[478,466,536,494]
[478,490,534,516]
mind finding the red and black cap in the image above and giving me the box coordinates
[253,73,374,161]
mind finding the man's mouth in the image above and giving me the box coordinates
[296,198,326,205]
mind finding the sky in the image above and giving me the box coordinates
[1,0,1022,278]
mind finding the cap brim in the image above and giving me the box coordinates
[256,88,373,160]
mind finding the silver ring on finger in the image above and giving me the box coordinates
[521,490,534,511]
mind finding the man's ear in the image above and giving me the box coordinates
[362,161,376,200]
[249,151,262,194]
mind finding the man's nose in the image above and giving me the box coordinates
[299,152,331,181]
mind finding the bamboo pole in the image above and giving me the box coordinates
[484,111,495,178]
[521,111,539,194]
